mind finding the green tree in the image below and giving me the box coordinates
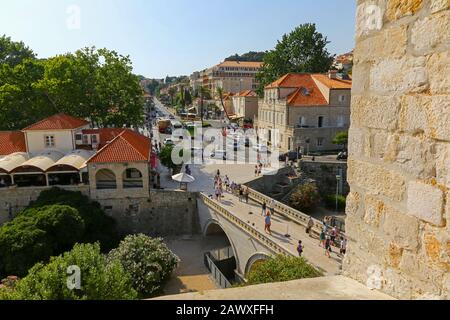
[256,23,334,95]
[0,205,85,277]
[108,234,179,297]
[158,145,185,171]
[332,131,349,149]
[216,87,230,121]
[245,255,322,285]
[0,35,35,67]
[289,182,320,213]
[0,243,137,300]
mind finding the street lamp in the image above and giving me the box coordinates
[336,174,342,213]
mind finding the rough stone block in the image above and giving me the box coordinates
[407,181,445,226]
[355,1,385,39]
[398,95,431,135]
[411,11,450,55]
[427,51,450,95]
[352,95,400,130]
[436,144,450,187]
[364,195,385,228]
[430,0,450,13]
[386,0,423,21]
[348,159,406,202]
[382,204,420,250]
[428,95,450,141]
[370,56,428,95]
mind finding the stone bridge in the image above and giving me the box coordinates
[197,190,342,279]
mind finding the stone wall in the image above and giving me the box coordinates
[0,186,200,238]
[344,0,449,299]
[300,160,350,196]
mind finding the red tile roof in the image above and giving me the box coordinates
[87,129,151,164]
[312,74,352,89]
[236,90,257,97]
[218,61,263,69]
[0,131,26,155]
[23,114,90,131]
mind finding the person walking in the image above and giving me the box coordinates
[255,165,259,177]
[319,230,326,247]
[324,235,332,258]
[264,212,272,235]
[306,217,314,236]
[239,186,244,202]
[268,199,275,215]
[297,240,304,257]
[261,201,267,216]
[244,187,249,204]
[340,237,347,256]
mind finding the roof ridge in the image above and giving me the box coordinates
[85,129,127,163]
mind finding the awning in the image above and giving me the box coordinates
[12,150,65,173]
[172,173,195,183]
[47,150,94,172]
[0,152,29,174]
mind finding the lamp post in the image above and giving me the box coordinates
[336,174,342,213]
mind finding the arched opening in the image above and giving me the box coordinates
[122,168,143,189]
[95,169,117,190]
[245,253,271,276]
[203,221,239,287]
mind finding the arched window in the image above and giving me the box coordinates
[96,169,117,190]
[123,168,143,189]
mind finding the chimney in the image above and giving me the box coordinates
[328,70,338,79]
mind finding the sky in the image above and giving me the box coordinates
[0,0,357,78]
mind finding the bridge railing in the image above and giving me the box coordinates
[200,193,292,257]
[204,252,232,289]
[244,187,343,237]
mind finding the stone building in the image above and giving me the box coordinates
[231,90,259,124]
[255,72,352,153]
[344,0,449,299]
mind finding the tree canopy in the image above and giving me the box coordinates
[225,51,266,62]
[256,23,334,95]
[0,38,144,130]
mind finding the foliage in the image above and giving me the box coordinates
[28,188,119,251]
[225,51,266,62]
[107,234,179,297]
[324,195,347,211]
[256,23,334,95]
[289,182,320,212]
[0,243,137,300]
[245,255,322,285]
[0,43,144,130]
[0,205,85,277]
[158,145,184,170]
[0,35,35,67]
[332,131,349,148]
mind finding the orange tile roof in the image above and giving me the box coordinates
[23,114,90,131]
[312,74,352,89]
[237,90,257,97]
[0,131,26,155]
[287,87,328,106]
[218,61,263,69]
[87,129,151,163]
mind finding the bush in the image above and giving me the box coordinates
[0,205,85,277]
[108,234,179,297]
[27,188,119,250]
[245,255,322,285]
[324,195,347,211]
[0,243,137,300]
[289,183,320,212]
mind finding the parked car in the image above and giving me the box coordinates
[279,151,302,162]
[337,151,348,161]
[164,138,174,146]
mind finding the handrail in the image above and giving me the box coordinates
[204,252,232,289]
[200,193,292,257]
[245,187,343,237]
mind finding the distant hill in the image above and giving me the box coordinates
[225,51,266,62]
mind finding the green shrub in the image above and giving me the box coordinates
[245,255,322,286]
[289,183,320,212]
[324,195,347,211]
[27,188,119,250]
[0,243,137,300]
[0,205,84,277]
[108,234,179,297]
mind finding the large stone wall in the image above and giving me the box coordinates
[344,0,449,299]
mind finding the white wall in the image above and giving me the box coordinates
[25,130,75,154]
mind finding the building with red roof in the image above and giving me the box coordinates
[257,72,352,152]
[0,113,152,201]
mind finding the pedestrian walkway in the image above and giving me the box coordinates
[206,190,342,275]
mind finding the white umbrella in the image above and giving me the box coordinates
[172,173,195,183]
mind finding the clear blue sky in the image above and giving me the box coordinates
[0,0,356,78]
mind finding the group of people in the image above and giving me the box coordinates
[318,216,347,258]
[213,171,250,204]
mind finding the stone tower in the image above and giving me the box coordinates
[344,0,449,299]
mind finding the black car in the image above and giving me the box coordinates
[279,151,302,162]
